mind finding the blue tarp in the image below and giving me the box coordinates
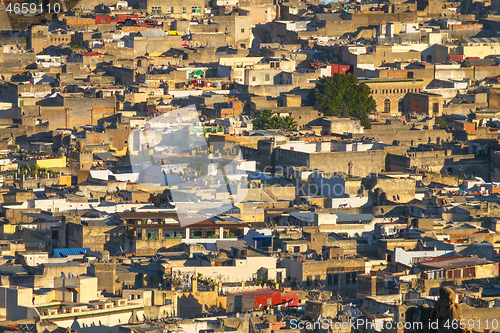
[253,235,272,241]
[247,172,276,181]
[53,248,91,258]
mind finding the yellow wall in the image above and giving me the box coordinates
[0,224,16,236]
[217,296,227,310]
[58,175,72,187]
[110,145,128,157]
[36,156,66,168]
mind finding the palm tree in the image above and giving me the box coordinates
[281,116,298,131]
[253,109,275,130]
[254,109,298,131]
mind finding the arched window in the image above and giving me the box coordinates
[384,99,391,113]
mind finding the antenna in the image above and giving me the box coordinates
[119,246,128,256]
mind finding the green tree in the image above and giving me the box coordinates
[253,110,298,131]
[338,101,350,118]
[437,117,449,129]
[281,116,298,131]
[311,74,376,128]
[253,109,275,130]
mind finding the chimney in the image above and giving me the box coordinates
[191,275,197,293]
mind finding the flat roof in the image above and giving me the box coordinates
[421,256,493,270]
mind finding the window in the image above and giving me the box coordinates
[398,99,403,113]
[182,6,186,13]
[463,267,475,277]
[432,102,439,115]
[165,7,173,13]
[333,274,338,285]
[265,74,270,81]
[252,77,256,82]
[241,28,245,33]
[101,18,106,23]
[151,6,161,14]
[192,6,200,13]
[384,99,391,113]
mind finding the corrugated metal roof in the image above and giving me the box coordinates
[332,211,375,222]
[53,248,90,258]
[421,257,492,270]
[466,37,500,44]
[289,211,315,222]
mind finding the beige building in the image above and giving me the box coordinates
[132,31,183,56]
[0,275,145,324]
[406,92,443,117]
[30,26,72,54]
[281,257,366,297]
[322,118,364,135]
[212,13,252,49]
[219,56,296,85]
[363,78,426,116]
[147,0,206,19]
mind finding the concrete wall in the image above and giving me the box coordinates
[281,257,365,297]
